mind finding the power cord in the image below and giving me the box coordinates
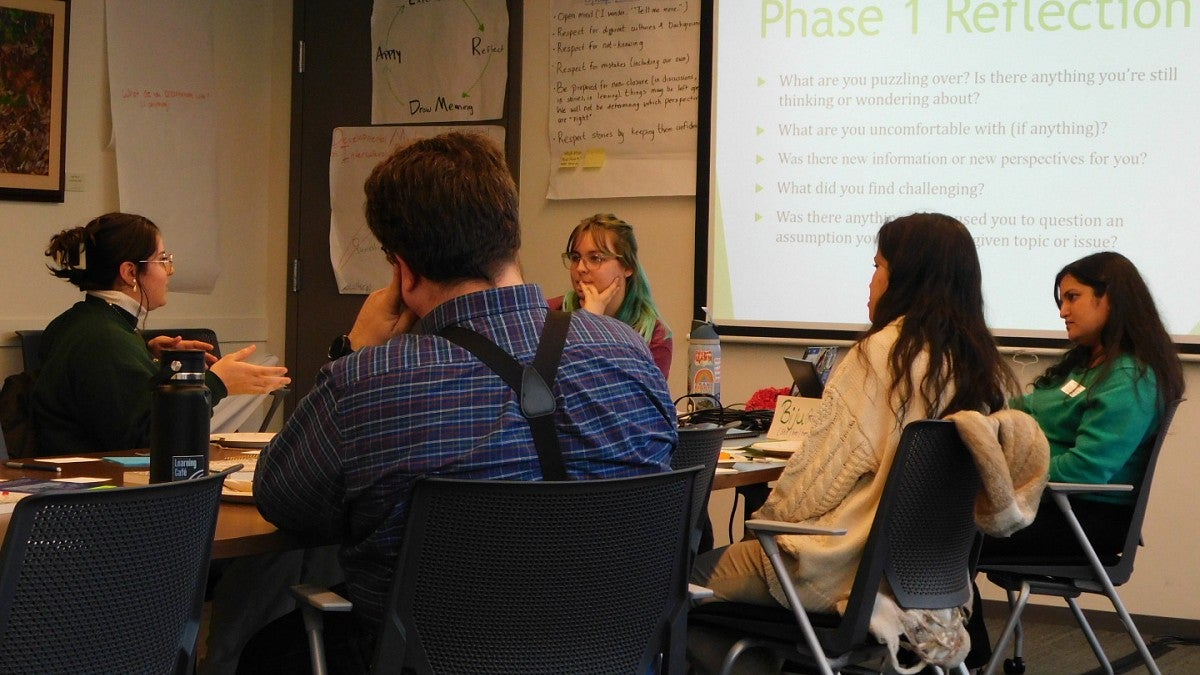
[674,394,774,431]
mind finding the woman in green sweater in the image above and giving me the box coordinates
[967,251,1184,667]
[986,251,1183,558]
[32,212,290,455]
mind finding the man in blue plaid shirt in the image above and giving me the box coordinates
[249,132,676,670]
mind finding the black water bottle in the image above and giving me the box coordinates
[149,349,210,483]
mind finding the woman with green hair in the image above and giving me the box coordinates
[552,213,672,378]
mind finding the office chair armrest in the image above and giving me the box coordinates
[746,518,848,537]
[290,584,352,675]
[1046,482,1134,495]
[290,583,353,612]
[744,519,841,671]
[1042,484,1133,542]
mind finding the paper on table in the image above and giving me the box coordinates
[747,439,805,459]
[209,459,256,496]
[36,457,100,464]
[0,478,90,493]
[222,471,255,494]
[0,491,29,514]
[209,458,257,472]
[210,433,275,449]
[722,436,760,451]
[732,461,786,472]
[750,440,804,451]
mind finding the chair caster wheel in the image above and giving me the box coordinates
[1003,657,1026,674]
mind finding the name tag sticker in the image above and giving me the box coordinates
[1061,379,1086,397]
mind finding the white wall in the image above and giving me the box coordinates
[0,0,292,381]
[517,6,1200,621]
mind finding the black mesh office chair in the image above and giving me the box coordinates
[672,424,729,557]
[142,328,287,432]
[690,420,979,675]
[16,328,285,433]
[142,327,222,356]
[13,330,44,375]
[294,468,700,674]
[979,398,1183,675]
[2,331,45,456]
[0,465,239,673]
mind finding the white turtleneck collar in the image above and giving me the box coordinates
[87,290,149,324]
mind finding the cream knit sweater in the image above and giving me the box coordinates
[754,320,936,613]
[752,320,1049,670]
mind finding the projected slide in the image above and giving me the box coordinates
[704,0,1198,344]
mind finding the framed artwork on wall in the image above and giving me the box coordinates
[0,0,68,202]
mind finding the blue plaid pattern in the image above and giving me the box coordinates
[255,284,676,630]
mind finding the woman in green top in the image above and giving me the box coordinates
[967,251,1184,666]
[32,212,291,455]
[986,251,1183,559]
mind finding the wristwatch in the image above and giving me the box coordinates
[328,334,354,360]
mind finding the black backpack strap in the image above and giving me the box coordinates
[438,311,573,480]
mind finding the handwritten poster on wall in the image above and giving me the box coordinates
[106,0,220,292]
[329,125,507,294]
[371,0,509,124]
[548,0,700,199]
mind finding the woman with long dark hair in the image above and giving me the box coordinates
[689,212,1019,673]
[1005,251,1183,551]
[965,251,1184,666]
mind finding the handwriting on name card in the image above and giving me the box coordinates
[766,395,821,440]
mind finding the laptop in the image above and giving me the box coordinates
[784,357,825,398]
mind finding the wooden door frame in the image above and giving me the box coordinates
[285,1,523,414]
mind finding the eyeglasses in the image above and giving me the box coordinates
[561,251,620,271]
[139,252,175,275]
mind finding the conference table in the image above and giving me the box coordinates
[711,435,787,491]
[0,445,784,559]
[0,446,300,559]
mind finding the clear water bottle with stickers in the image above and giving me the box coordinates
[687,308,721,408]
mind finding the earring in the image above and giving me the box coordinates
[131,281,138,291]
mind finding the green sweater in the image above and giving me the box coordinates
[1010,354,1159,504]
[31,295,227,455]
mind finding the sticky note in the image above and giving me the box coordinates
[102,456,152,468]
[559,150,583,169]
[582,148,606,168]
